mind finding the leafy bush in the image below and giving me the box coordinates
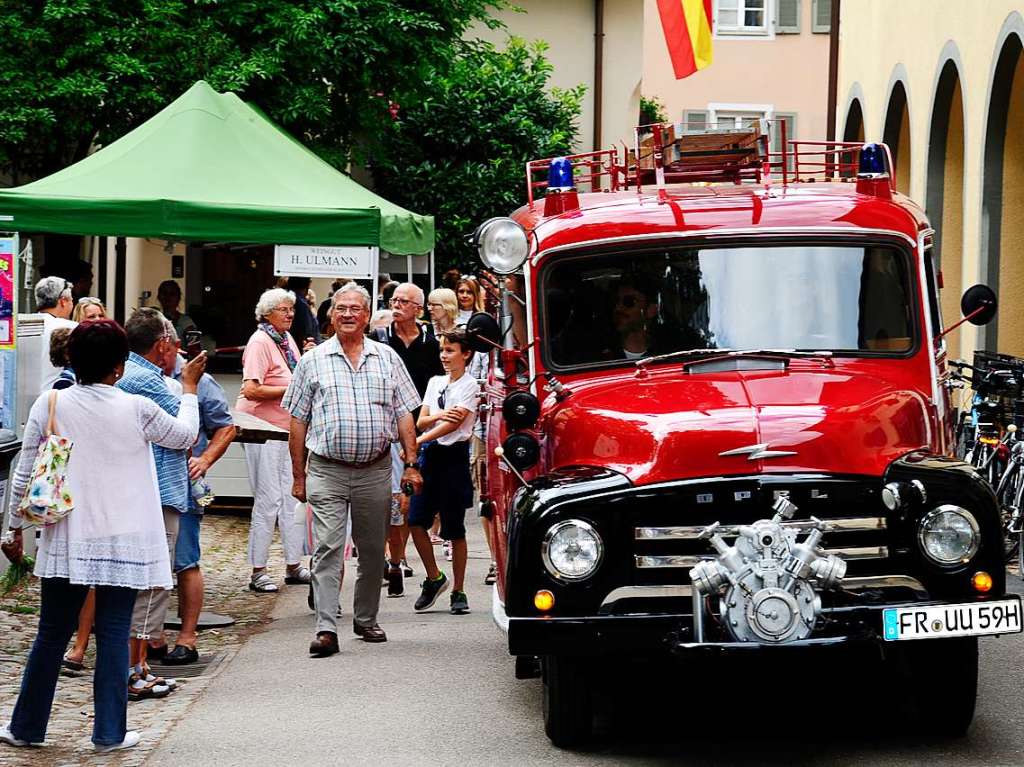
[371,38,584,274]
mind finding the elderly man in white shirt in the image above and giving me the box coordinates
[34,276,77,391]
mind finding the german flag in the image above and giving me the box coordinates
[657,0,713,79]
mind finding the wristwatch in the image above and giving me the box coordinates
[403,462,419,470]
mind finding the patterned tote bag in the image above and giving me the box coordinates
[17,390,74,526]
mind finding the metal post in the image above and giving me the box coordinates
[692,587,705,642]
[429,249,435,290]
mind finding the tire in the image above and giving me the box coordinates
[889,637,978,736]
[542,655,594,749]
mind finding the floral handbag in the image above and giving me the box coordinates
[17,390,74,526]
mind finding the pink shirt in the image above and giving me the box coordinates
[235,329,301,430]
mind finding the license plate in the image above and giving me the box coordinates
[882,598,1023,641]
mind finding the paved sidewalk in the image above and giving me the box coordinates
[147,522,536,767]
[0,514,286,766]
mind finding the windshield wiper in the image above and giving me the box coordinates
[636,348,835,370]
[635,348,733,368]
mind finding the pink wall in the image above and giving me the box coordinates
[643,0,830,141]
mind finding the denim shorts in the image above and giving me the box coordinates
[408,440,473,540]
[174,512,202,573]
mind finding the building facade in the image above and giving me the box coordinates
[474,0,645,152]
[643,0,832,148]
[837,1,1024,360]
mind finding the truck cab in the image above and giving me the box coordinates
[469,127,1019,748]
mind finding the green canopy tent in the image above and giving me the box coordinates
[0,80,433,253]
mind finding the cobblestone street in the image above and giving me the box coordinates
[0,513,282,766]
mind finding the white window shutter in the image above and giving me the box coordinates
[776,0,801,33]
[683,110,709,133]
[812,0,832,33]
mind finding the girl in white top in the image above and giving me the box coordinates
[2,320,203,753]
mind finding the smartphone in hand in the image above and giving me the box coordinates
[184,329,203,361]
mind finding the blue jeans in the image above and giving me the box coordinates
[10,578,137,746]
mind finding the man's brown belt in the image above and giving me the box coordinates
[315,448,390,469]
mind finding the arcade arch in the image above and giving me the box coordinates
[842,98,864,143]
[883,81,912,195]
[926,58,965,358]
[983,30,1024,354]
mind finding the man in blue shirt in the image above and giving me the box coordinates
[153,336,234,665]
[117,308,197,680]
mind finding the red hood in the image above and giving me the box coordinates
[545,365,934,485]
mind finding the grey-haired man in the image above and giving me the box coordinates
[34,276,77,391]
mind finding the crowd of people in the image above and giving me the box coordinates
[1,267,495,751]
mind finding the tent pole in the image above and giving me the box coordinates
[114,236,126,325]
[370,247,379,311]
[406,254,413,285]
[429,249,435,290]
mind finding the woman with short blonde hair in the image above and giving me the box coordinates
[426,288,459,334]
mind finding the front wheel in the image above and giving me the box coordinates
[888,637,978,736]
[542,655,594,749]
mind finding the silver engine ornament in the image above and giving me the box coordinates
[688,497,847,643]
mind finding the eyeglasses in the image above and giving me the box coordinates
[427,302,444,309]
[271,306,295,315]
[77,296,103,305]
[438,386,448,409]
[334,306,364,317]
[390,297,419,308]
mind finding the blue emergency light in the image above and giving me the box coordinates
[858,143,887,176]
[547,157,574,190]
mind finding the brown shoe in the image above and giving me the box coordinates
[353,623,387,643]
[308,631,339,657]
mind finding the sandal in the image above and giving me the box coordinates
[429,533,444,545]
[140,665,177,691]
[284,565,311,585]
[62,655,86,672]
[128,672,170,700]
[249,571,279,593]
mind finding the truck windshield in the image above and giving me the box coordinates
[543,244,915,368]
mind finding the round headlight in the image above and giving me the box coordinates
[473,217,529,274]
[542,519,603,581]
[917,505,980,565]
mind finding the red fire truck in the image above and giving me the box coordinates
[466,125,1022,747]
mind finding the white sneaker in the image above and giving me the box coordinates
[0,722,42,747]
[94,731,141,753]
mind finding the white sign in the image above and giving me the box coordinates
[274,244,377,279]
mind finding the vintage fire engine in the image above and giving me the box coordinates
[466,125,1022,748]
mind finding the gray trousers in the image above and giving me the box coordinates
[307,452,391,634]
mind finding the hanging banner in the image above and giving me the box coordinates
[274,244,377,280]
[0,235,16,349]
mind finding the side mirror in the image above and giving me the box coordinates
[939,284,998,340]
[960,284,998,326]
[465,312,501,353]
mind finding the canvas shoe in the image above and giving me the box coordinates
[94,731,141,753]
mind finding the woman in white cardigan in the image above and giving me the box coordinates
[0,320,204,754]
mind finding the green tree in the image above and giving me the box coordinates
[371,38,583,273]
[0,0,503,182]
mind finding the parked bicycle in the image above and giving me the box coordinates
[950,352,1024,568]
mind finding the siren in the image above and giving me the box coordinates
[543,157,580,216]
[855,142,893,200]
[858,143,887,177]
[547,157,575,190]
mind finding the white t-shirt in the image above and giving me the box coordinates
[422,371,479,445]
[40,314,78,391]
